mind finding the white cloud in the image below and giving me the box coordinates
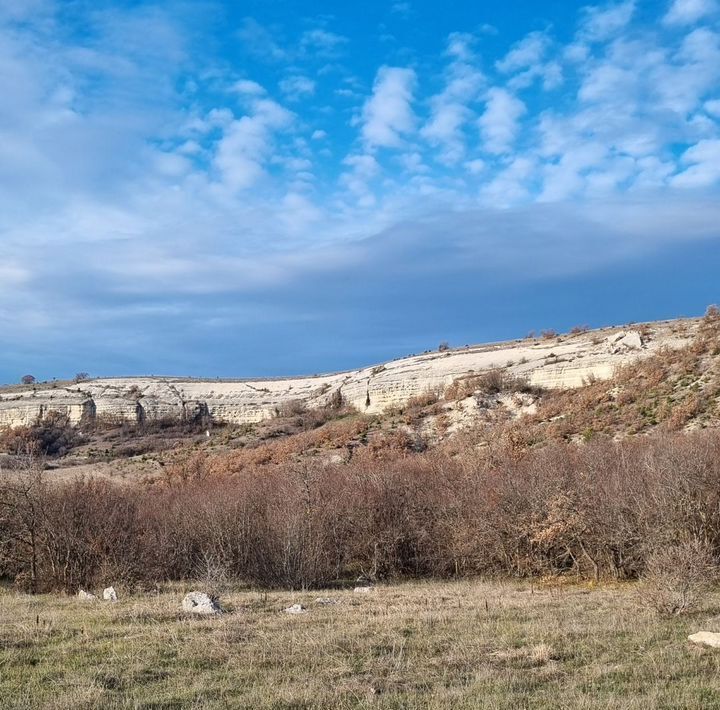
[237,18,287,62]
[360,66,417,149]
[579,1,636,42]
[663,0,718,26]
[300,29,348,57]
[480,157,535,205]
[464,158,485,174]
[672,139,720,186]
[705,98,720,115]
[279,75,316,101]
[311,129,327,140]
[497,32,564,91]
[478,88,526,154]
[232,79,266,95]
[496,31,550,73]
[391,2,412,16]
[420,35,484,164]
[213,99,295,191]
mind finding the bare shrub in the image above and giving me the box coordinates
[275,399,307,418]
[0,412,81,457]
[639,539,718,616]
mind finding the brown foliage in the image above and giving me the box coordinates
[4,429,720,592]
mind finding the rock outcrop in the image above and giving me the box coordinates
[0,320,698,430]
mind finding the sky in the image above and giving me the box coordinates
[1,0,720,382]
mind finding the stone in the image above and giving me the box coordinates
[354,586,375,593]
[608,331,643,353]
[284,603,307,615]
[182,591,221,615]
[103,586,118,602]
[688,631,720,648]
[78,589,97,600]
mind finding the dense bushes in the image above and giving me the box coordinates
[3,430,720,592]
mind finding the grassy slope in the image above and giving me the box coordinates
[2,580,720,709]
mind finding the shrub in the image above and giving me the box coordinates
[639,539,718,616]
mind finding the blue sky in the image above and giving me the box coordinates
[1,0,720,382]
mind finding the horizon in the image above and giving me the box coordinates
[1,0,719,383]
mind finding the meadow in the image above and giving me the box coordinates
[2,579,720,709]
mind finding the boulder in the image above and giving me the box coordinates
[182,591,222,615]
[78,589,97,600]
[103,586,118,602]
[688,631,720,648]
[284,603,307,615]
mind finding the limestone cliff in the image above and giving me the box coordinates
[0,320,697,429]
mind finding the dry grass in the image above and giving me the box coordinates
[3,580,720,708]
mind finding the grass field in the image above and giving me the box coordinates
[2,579,720,709]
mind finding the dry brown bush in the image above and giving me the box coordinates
[4,428,720,592]
[639,539,718,616]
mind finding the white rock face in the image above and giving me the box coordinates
[688,631,720,648]
[0,320,698,429]
[182,591,221,615]
[103,586,118,602]
[78,589,97,600]
[284,603,307,614]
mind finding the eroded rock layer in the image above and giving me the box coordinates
[0,320,697,429]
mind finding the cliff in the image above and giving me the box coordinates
[0,319,698,429]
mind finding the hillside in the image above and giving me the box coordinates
[1,312,719,481]
[0,317,702,430]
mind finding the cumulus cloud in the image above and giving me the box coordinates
[420,34,484,163]
[478,88,526,154]
[213,99,295,191]
[360,66,417,148]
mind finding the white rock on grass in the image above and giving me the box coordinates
[78,589,97,600]
[103,586,118,602]
[354,586,375,593]
[688,631,720,648]
[182,591,222,615]
[284,603,307,615]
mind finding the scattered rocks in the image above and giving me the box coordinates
[182,591,222,615]
[688,631,720,648]
[78,589,97,600]
[103,586,118,602]
[284,603,307,615]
